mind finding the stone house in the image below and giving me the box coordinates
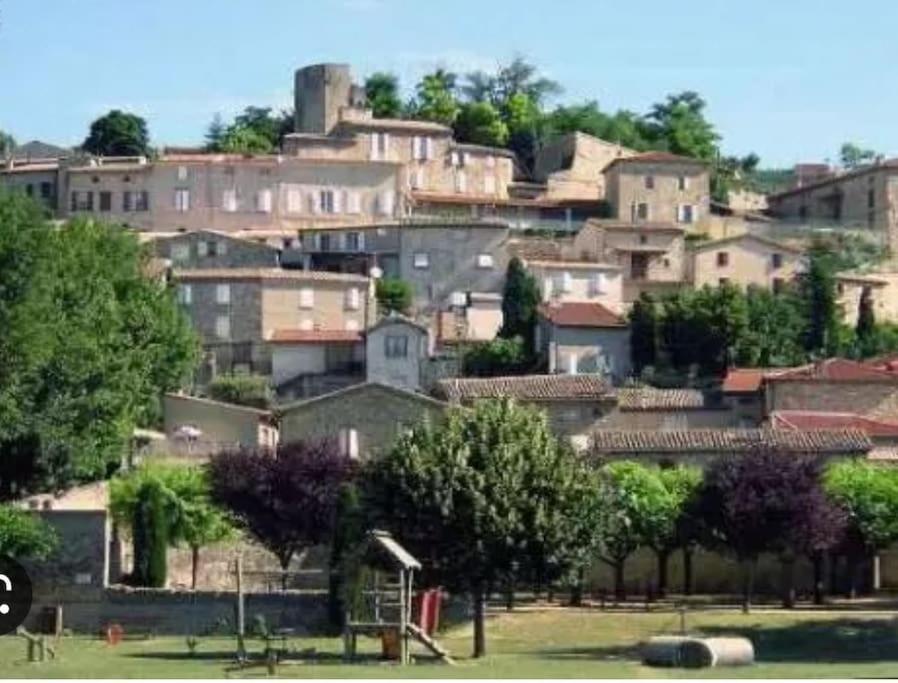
[268,329,365,400]
[279,382,448,459]
[0,159,60,209]
[836,272,890,326]
[605,387,738,429]
[526,259,624,313]
[435,373,617,439]
[603,151,711,230]
[687,233,805,291]
[769,410,898,462]
[162,392,278,455]
[150,229,280,269]
[533,131,636,201]
[535,302,631,381]
[767,160,898,250]
[365,314,431,392]
[172,268,373,382]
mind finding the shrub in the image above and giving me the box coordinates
[207,373,272,409]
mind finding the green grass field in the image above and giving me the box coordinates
[2,608,898,678]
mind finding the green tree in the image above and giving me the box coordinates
[800,243,841,355]
[544,102,650,151]
[735,286,808,367]
[628,293,659,374]
[490,56,562,108]
[596,461,672,600]
[412,69,460,125]
[0,506,57,559]
[840,142,877,169]
[364,399,595,658]
[375,278,413,315]
[856,285,876,353]
[204,114,226,152]
[462,337,529,377]
[83,110,151,157]
[499,257,540,350]
[644,92,719,160]
[454,102,509,147]
[219,125,274,154]
[0,131,15,158]
[232,106,285,148]
[327,483,366,631]
[207,373,272,409]
[132,478,170,587]
[364,72,402,119]
[651,466,703,597]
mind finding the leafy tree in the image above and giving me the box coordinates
[544,102,650,151]
[0,207,198,500]
[596,461,672,600]
[0,131,15,157]
[454,102,509,148]
[232,106,286,148]
[699,449,842,611]
[132,478,170,587]
[824,461,898,597]
[478,56,562,108]
[462,337,529,377]
[800,243,841,356]
[219,125,274,154]
[83,110,151,157]
[327,483,366,631]
[644,92,719,160]
[0,506,57,559]
[840,142,877,169]
[499,257,541,350]
[649,466,703,597]
[364,399,595,657]
[628,293,659,374]
[504,92,544,173]
[856,285,876,353]
[204,114,226,152]
[375,278,413,315]
[364,72,402,119]
[207,373,272,409]
[209,439,354,582]
[734,286,808,367]
[411,69,460,125]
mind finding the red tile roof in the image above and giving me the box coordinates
[769,358,898,382]
[268,329,362,344]
[770,411,898,438]
[722,368,776,393]
[538,302,626,328]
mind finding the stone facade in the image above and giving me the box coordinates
[766,379,898,420]
[527,259,624,312]
[162,393,276,451]
[151,230,280,269]
[533,132,636,200]
[279,382,448,458]
[366,315,430,392]
[688,233,805,290]
[536,320,631,381]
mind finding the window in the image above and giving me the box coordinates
[662,258,671,268]
[345,287,360,310]
[345,190,362,214]
[385,335,409,358]
[772,253,783,269]
[299,287,314,309]
[483,175,496,194]
[561,271,573,293]
[318,234,331,252]
[798,205,808,220]
[678,204,695,224]
[171,243,190,263]
[477,253,494,269]
[122,191,133,212]
[589,272,605,296]
[678,175,689,191]
[174,189,190,212]
[370,132,390,161]
[338,428,359,460]
[71,191,94,211]
[413,252,429,269]
[222,189,238,212]
[215,315,230,339]
[177,166,188,181]
[411,136,431,160]
[135,191,149,212]
[450,151,461,167]
[99,191,112,212]
[634,202,649,221]
[24,184,33,196]
[409,167,425,190]
[256,190,271,213]
[178,284,192,304]
[282,238,294,250]
[717,251,729,267]
[639,234,648,245]
[216,284,231,305]
[719,277,730,286]
[455,170,467,193]
[197,241,208,257]
[286,186,303,214]
[868,210,876,228]
[40,182,52,199]
[645,175,655,189]
[345,232,360,252]
[450,291,467,307]
[772,277,785,294]
[320,189,336,214]
[868,189,875,209]
[485,155,496,169]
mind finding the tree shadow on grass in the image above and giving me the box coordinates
[535,617,898,665]
[127,649,397,666]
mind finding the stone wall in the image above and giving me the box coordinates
[767,380,898,419]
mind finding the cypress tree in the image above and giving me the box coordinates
[132,480,169,587]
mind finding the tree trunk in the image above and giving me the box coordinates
[613,561,626,602]
[812,551,825,605]
[828,551,840,596]
[505,575,515,612]
[847,553,863,599]
[780,555,796,609]
[570,568,584,607]
[741,560,755,614]
[682,547,694,596]
[473,586,486,659]
[656,549,670,598]
[191,545,200,590]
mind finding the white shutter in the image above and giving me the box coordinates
[223,189,237,212]
[543,277,553,302]
[286,186,302,214]
[424,137,433,160]
[300,318,314,331]
[332,189,343,214]
[411,136,420,160]
[369,134,379,161]
[567,353,578,375]
[358,231,366,251]
[562,271,573,293]
[256,189,272,213]
[216,284,231,304]
[345,191,360,214]
[378,190,395,216]
[309,191,321,214]
[455,171,467,193]
[450,151,460,167]
[382,133,390,160]
[299,287,314,308]
[177,165,188,181]
[484,175,496,194]
[345,287,360,310]
[485,155,496,169]
[178,284,192,304]
[462,152,471,167]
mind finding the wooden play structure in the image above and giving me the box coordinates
[343,530,453,665]
[16,626,57,663]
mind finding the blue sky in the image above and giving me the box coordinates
[2,0,896,167]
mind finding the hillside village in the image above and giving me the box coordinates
[6,59,898,666]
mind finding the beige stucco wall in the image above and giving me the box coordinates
[162,394,269,449]
[837,278,891,326]
[528,261,624,313]
[260,278,373,336]
[604,161,711,229]
[535,132,636,200]
[689,237,805,289]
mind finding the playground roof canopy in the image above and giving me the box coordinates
[361,530,422,572]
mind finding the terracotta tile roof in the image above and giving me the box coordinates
[437,374,614,402]
[770,411,898,438]
[589,428,872,456]
[616,387,708,411]
[769,358,898,382]
[268,329,363,344]
[687,233,805,255]
[605,152,708,169]
[721,368,781,393]
[172,268,369,284]
[538,302,626,328]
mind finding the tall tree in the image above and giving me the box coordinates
[232,106,284,148]
[0,130,15,157]
[644,92,719,160]
[209,439,354,583]
[204,114,226,152]
[364,399,596,658]
[840,142,877,169]
[454,102,509,147]
[219,125,274,154]
[83,110,151,157]
[491,56,562,107]
[649,466,703,597]
[800,243,841,356]
[411,69,460,125]
[0,506,57,559]
[856,285,876,353]
[132,478,170,587]
[364,72,402,119]
[499,257,541,351]
[628,293,659,374]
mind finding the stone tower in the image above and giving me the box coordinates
[293,63,356,135]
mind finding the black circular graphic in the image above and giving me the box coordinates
[0,556,32,635]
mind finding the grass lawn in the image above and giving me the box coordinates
[2,608,898,678]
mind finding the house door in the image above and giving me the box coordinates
[631,253,649,280]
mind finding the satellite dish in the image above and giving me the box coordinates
[369,266,383,279]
